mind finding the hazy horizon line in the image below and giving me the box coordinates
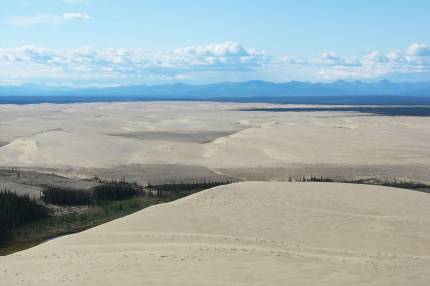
[2,78,430,90]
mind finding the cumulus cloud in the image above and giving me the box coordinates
[309,52,361,67]
[169,42,271,71]
[6,12,90,27]
[406,43,430,57]
[284,43,430,80]
[0,42,271,85]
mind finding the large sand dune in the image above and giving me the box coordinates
[1,182,429,285]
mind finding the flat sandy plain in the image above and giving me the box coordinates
[1,102,430,285]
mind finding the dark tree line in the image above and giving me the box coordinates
[146,180,234,197]
[0,190,49,239]
[348,178,430,189]
[147,180,233,192]
[41,179,236,206]
[42,180,142,206]
[93,180,141,201]
[42,186,93,206]
[288,175,333,182]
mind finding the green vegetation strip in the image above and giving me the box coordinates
[0,196,167,256]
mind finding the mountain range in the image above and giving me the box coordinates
[1,80,430,105]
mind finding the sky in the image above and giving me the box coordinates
[1,0,430,86]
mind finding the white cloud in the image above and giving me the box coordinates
[170,42,271,70]
[0,42,429,85]
[406,43,430,57]
[63,12,90,21]
[0,42,271,85]
[6,12,90,27]
[284,43,430,81]
[310,52,361,67]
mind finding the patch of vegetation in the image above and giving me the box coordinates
[93,180,141,201]
[346,178,430,192]
[287,175,333,182]
[42,186,93,206]
[287,175,430,193]
[42,179,142,206]
[0,190,49,243]
[146,180,235,198]
[0,196,164,255]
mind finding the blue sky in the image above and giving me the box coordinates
[1,0,430,86]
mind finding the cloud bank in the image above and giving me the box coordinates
[0,42,429,85]
[281,43,430,81]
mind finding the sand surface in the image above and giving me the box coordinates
[0,102,430,183]
[1,181,429,285]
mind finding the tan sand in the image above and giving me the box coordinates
[1,182,429,285]
[0,102,430,182]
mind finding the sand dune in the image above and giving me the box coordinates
[0,129,157,168]
[1,182,429,285]
[1,102,430,177]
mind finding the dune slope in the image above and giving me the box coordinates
[1,182,429,286]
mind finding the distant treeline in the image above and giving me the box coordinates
[347,178,430,191]
[287,175,333,182]
[148,180,233,193]
[42,179,234,205]
[145,180,235,198]
[0,190,49,239]
[42,180,142,206]
[93,180,141,201]
[287,175,430,193]
[242,106,430,117]
[42,187,93,205]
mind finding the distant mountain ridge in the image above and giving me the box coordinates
[1,80,430,98]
